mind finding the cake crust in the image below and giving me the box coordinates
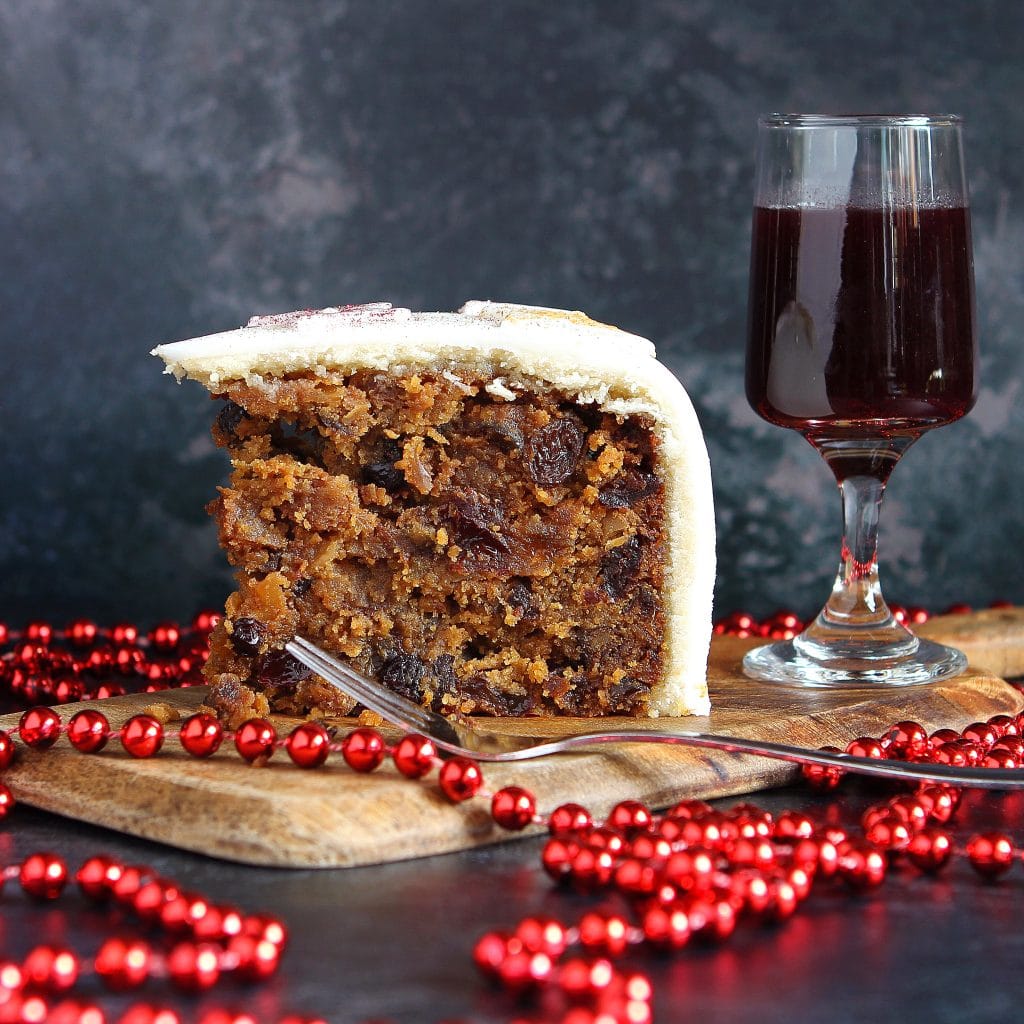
[154,301,715,717]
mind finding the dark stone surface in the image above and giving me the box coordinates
[2,1,1023,622]
[4,784,1023,1023]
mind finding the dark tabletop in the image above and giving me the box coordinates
[5,778,1022,1024]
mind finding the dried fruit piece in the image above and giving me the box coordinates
[254,650,313,692]
[525,419,585,486]
[599,470,660,509]
[601,537,643,601]
[230,617,267,656]
[381,653,427,701]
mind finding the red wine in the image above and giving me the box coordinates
[746,204,977,436]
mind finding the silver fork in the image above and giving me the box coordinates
[285,636,1024,789]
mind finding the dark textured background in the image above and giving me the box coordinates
[2,0,1022,623]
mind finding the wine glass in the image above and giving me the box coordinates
[743,114,978,687]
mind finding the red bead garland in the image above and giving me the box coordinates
[0,603,1022,1024]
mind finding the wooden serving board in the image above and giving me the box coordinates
[3,609,1024,868]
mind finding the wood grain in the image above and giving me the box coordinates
[2,611,1022,868]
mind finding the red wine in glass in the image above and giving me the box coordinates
[747,204,976,436]
[742,115,977,688]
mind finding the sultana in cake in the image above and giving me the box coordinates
[153,301,715,724]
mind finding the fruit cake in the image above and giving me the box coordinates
[153,301,715,724]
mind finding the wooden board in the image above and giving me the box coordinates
[3,609,1023,868]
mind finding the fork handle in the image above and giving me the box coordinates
[497,730,1024,789]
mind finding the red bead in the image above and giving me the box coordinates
[94,937,151,990]
[929,728,961,748]
[567,845,615,890]
[53,677,85,704]
[864,814,912,851]
[472,931,510,977]
[392,734,437,778]
[887,796,929,832]
[192,609,222,634]
[438,756,484,802]
[932,741,970,767]
[606,800,653,836]
[64,619,99,647]
[726,836,776,868]
[730,869,772,913]
[66,710,109,753]
[548,802,592,837]
[886,721,929,759]
[179,714,223,757]
[662,848,715,891]
[983,749,1017,769]
[614,857,659,896]
[436,757,483,802]
[766,877,799,921]
[111,865,149,903]
[25,621,53,645]
[989,713,1020,738]
[774,810,815,839]
[788,865,813,901]
[967,832,1015,879]
[340,727,386,772]
[224,934,280,981]
[149,622,182,650]
[75,856,120,899]
[167,942,221,990]
[0,731,15,770]
[21,945,78,992]
[0,961,24,992]
[0,783,13,819]
[113,646,145,675]
[961,721,998,749]
[918,784,960,824]
[541,837,578,882]
[120,715,164,758]
[233,719,277,763]
[489,786,537,830]
[240,913,287,949]
[18,852,67,901]
[18,708,62,750]
[133,879,178,921]
[679,893,736,943]
[846,737,886,760]
[837,840,887,889]
[514,916,568,957]
[109,622,139,645]
[641,904,690,949]
[585,826,627,855]
[907,827,954,872]
[285,723,330,769]
[991,737,1024,760]
[495,948,553,990]
[802,747,844,791]
[578,911,631,957]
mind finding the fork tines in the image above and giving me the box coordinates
[285,637,437,733]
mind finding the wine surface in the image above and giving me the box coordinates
[745,204,977,436]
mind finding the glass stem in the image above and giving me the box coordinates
[797,435,918,657]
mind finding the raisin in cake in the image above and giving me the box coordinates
[153,301,715,723]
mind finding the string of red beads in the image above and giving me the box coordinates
[0,852,316,1024]
[0,601,1021,1024]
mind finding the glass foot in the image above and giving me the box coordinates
[742,635,967,688]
